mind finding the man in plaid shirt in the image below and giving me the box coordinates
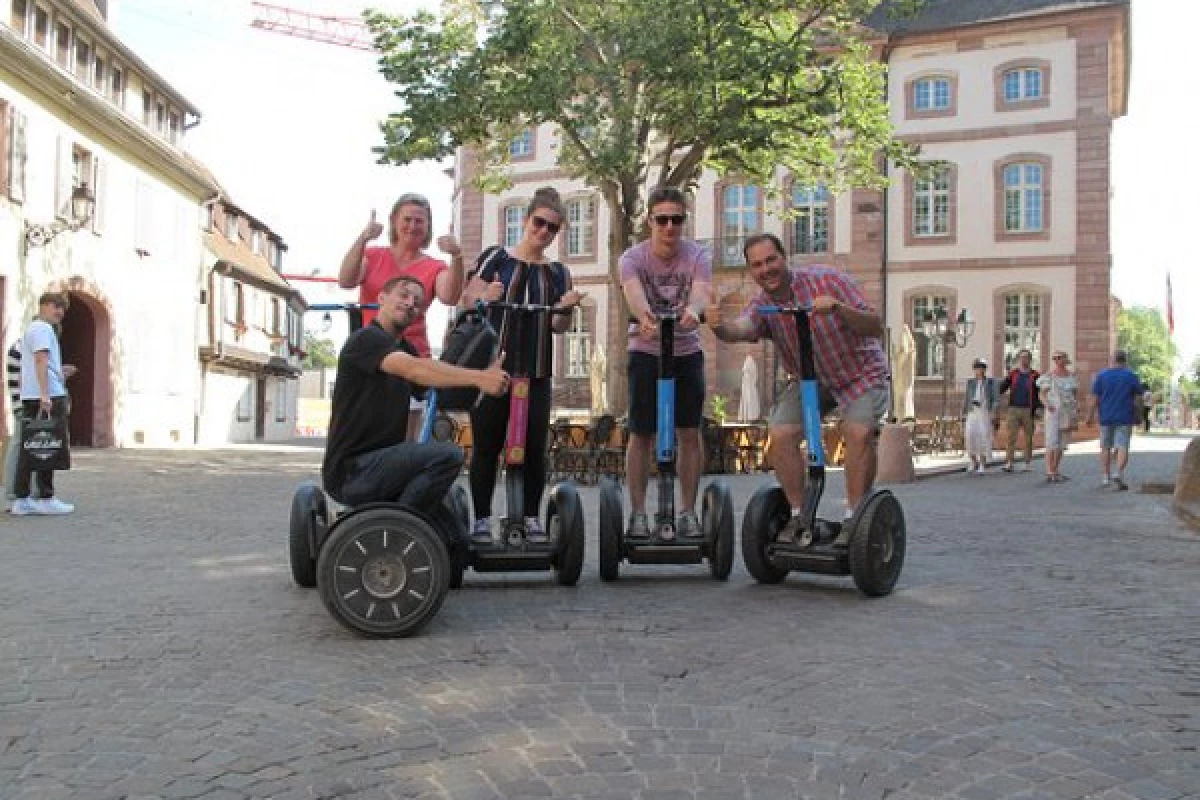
[710,234,889,544]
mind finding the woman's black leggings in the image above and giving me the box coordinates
[468,377,553,520]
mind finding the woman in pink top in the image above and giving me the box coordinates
[338,193,465,357]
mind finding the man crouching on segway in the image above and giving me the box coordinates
[709,233,889,545]
[321,275,510,509]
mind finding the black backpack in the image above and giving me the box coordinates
[435,309,498,411]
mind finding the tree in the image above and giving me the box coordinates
[302,334,338,370]
[1116,306,1175,393]
[365,0,921,409]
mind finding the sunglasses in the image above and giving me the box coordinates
[652,214,687,228]
[530,215,561,235]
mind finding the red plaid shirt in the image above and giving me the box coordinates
[741,267,889,406]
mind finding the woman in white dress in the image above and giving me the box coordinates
[1038,351,1078,483]
[962,359,998,474]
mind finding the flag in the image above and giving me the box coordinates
[1167,272,1175,337]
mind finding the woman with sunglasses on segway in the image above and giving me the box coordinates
[461,188,583,546]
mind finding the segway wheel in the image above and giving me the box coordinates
[702,480,735,581]
[598,478,623,582]
[289,482,326,588]
[438,483,471,590]
[741,483,790,585]
[316,508,450,638]
[847,489,906,597]
[548,482,585,586]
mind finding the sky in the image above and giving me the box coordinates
[111,0,1195,369]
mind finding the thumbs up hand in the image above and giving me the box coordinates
[361,210,384,243]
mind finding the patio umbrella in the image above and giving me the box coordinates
[891,324,916,421]
[590,343,608,417]
[739,355,761,421]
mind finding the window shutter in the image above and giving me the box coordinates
[92,158,107,234]
[9,110,27,203]
[0,102,8,196]
[54,135,71,220]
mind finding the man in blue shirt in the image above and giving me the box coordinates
[1088,350,1145,490]
[998,348,1041,472]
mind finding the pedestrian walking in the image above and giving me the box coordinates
[1038,351,1078,483]
[1087,349,1145,491]
[962,358,998,474]
[11,292,75,515]
[1142,388,1154,433]
[998,348,1041,472]
[4,340,22,501]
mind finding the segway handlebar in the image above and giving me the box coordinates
[754,304,813,315]
[477,300,574,316]
[307,303,379,312]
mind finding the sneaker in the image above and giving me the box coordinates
[36,497,73,515]
[524,516,548,545]
[1102,476,1112,488]
[470,517,495,546]
[1113,476,1129,491]
[1001,464,1014,473]
[976,465,986,475]
[776,514,805,545]
[677,510,703,539]
[627,512,651,541]
[9,497,37,516]
[832,521,851,547]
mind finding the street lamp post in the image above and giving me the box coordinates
[922,306,975,451]
[23,184,96,252]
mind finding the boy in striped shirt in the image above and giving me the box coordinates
[710,233,889,544]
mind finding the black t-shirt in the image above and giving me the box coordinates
[321,322,413,497]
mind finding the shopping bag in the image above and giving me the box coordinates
[21,411,70,471]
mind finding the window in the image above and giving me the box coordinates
[791,184,829,255]
[167,110,180,143]
[271,244,283,270]
[93,55,106,93]
[1003,68,1043,103]
[226,212,239,241]
[911,294,949,378]
[503,205,524,248]
[236,383,253,422]
[565,307,589,379]
[32,5,48,49]
[913,167,951,237]
[271,298,282,335]
[1003,293,1042,370]
[202,203,213,231]
[142,90,152,125]
[251,229,263,255]
[233,282,245,330]
[509,128,534,159]
[565,196,596,258]
[155,101,166,134]
[721,184,760,266]
[1003,162,1044,233]
[275,379,287,423]
[74,37,91,82]
[11,0,28,35]
[5,106,28,203]
[913,77,951,111]
[53,19,70,67]
[109,65,123,105]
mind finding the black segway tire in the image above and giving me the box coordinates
[548,482,585,586]
[847,489,906,597]
[289,482,326,588]
[741,483,790,585]
[598,478,623,582]
[703,480,735,581]
[316,508,450,638]
[440,483,471,590]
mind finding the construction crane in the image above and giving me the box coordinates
[249,1,375,52]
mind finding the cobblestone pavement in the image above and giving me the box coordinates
[1,435,1197,800]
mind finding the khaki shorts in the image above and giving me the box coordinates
[769,382,889,431]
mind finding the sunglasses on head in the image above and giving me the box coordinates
[530,215,561,235]
[652,214,687,228]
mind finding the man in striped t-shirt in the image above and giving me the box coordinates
[4,340,23,501]
[710,233,889,544]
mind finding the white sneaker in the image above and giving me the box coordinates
[977,465,986,475]
[9,497,38,515]
[36,497,74,515]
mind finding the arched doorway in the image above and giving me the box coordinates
[58,290,114,447]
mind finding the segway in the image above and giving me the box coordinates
[597,311,734,581]
[287,303,463,637]
[450,300,585,587]
[741,305,905,597]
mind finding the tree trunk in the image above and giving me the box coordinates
[604,202,635,417]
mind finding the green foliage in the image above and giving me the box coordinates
[365,0,919,243]
[302,335,338,370]
[1116,306,1175,393]
[710,395,729,426]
